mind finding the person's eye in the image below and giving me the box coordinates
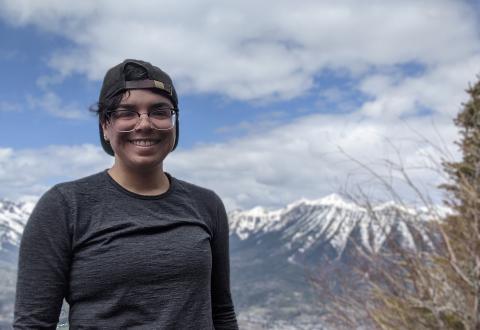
[150,109,172,119]
[113,110,137,119]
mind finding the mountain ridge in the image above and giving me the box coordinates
[0,194,447,329]
[229,193,443,258]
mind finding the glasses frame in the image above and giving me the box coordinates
[106,108,178,133]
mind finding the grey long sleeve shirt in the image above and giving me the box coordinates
[13,170,238,329]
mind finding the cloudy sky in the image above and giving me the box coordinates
[0,0,479,210]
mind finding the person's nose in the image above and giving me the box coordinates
[135,113,152,130]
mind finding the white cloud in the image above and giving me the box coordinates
[27,91,87,119]
[166,112,459,210]
[359,55,480,119]
[0,145,112,200]
[0,1,478,122]
[0,0,476,209]
[0,0,478,102]
[0,111,460,210]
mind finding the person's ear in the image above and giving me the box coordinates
[102,123,109,141]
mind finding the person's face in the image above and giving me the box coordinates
[102,89,176,172]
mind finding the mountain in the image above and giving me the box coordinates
[229,193,441,260]
[0,195,443,329]
[228,194,443,328]
[0,199,34,265]
[0,199,35,330]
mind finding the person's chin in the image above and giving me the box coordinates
[124,157,163,172]
[129,150,169,169]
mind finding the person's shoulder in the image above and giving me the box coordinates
[30,171,106,215]
[54,170,106,190]
[170,175,221,204]
[52,170,108,199]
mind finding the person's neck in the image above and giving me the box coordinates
[108,164,170,196]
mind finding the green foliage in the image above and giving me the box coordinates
[442,77,480,205]
[439,311,466,330]
[438,77,480,329]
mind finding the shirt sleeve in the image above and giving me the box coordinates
[13,186,72,329]
[211,195,239,330]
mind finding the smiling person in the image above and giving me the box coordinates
[13,59,239,329]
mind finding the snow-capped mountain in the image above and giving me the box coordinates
[0,199,34,262]
[229,193,440,263]
[226,194,445,328]
[0,199,36,329]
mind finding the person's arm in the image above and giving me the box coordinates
[13,187,72,329]
[210,195,239,330]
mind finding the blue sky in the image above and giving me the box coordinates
[1,0,479,210]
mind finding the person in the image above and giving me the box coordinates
[13,59,239,329]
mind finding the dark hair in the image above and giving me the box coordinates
[89,63,150,124]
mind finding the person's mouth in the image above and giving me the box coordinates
[128,139,161,147]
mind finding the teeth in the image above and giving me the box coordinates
[130,140,158,147]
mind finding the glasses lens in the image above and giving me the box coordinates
[109,109,176,132]
[149,109,175,130]
[110,110,138,132]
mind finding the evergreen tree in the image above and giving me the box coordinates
[439,77,480,329]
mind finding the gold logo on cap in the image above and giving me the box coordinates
[154,80,165,89]
[153,80,172,95]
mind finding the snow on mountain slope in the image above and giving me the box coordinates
[0,199,34,251]
[229,193,440,257]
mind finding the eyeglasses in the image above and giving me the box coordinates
[107,108,177,132]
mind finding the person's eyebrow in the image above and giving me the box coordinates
[116,103,136,109]
[117,102,173,108]
[149,102,174,108]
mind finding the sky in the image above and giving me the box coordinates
[0,0,479,210]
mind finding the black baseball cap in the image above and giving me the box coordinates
[98,59,179,155]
